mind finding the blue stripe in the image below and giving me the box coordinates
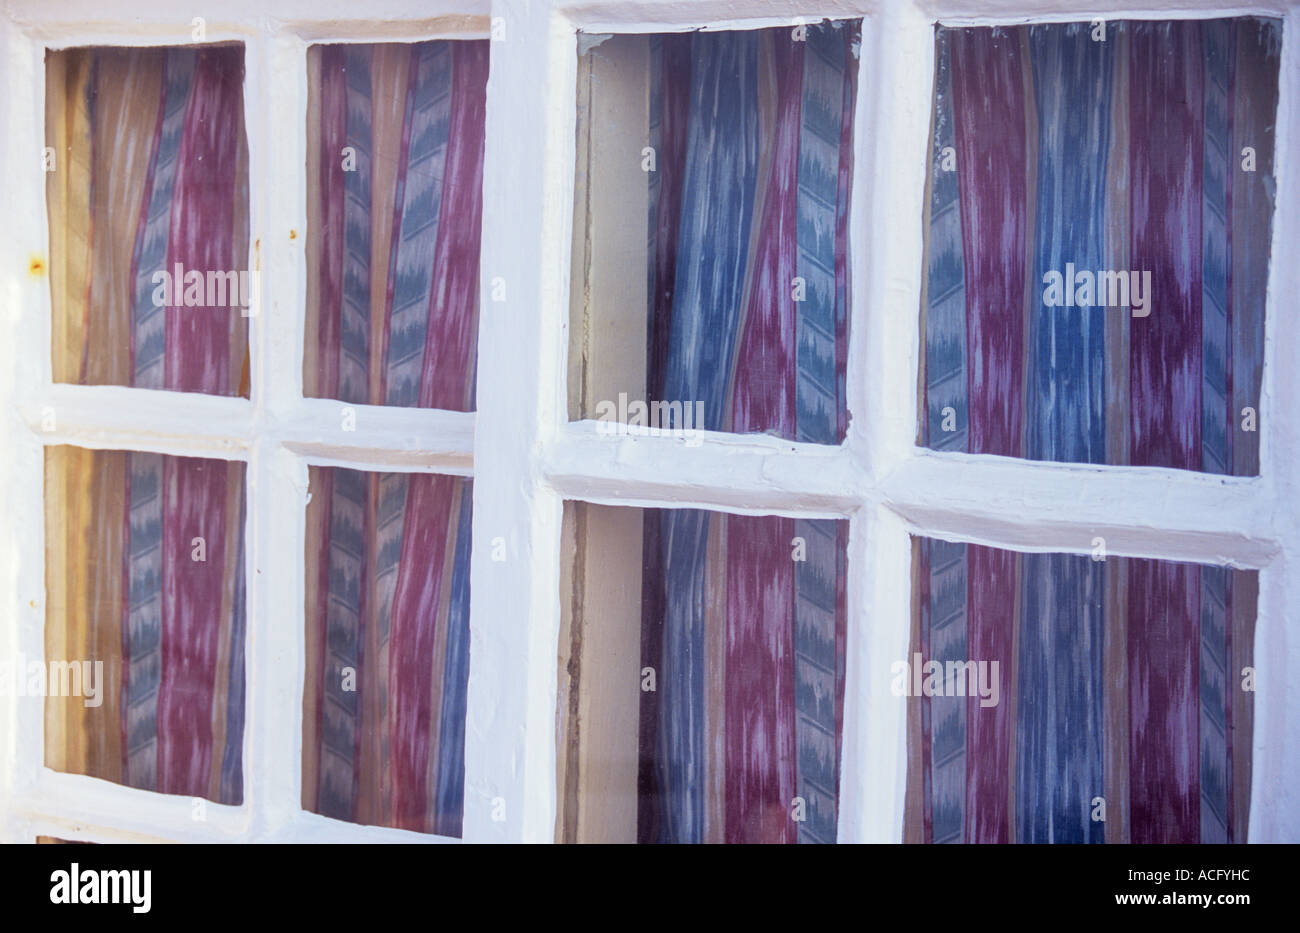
[794,518,841,843]
[1016,553,1105,842]
[433,479,473,836]
[928,536,967,842]
[661,31,760,430]
[1014,25,1111,844]
[339,45,373,405]
[1025,23,1111,464]
[795,25,845,445]
[656,508,710,843]
[385,42,453,407]
[925,30,969,452]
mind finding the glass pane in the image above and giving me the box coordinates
[557,503,849,843]
[302,467,472,836]
[568,23,860,445]
[918,19,1280,474]
[303,41,488,411]
[43,447,247,805]
[905,537,1256,843]
[45,46,251,397]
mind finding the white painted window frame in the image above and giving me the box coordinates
[0,0,1296,844]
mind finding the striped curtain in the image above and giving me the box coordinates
[634,22,859,844]
[920,19,1280,476]
[647,23,857,445]
[44,447,247,805]
[46,46,250,396]
[299,39,485,838]
[637,511,848,844]
[304,40,487,411]
[44,46,250,805]
[905,538,1256,843]
[303,468,473,837]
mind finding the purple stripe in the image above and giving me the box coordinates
[949,28,1028,458]
[1128,21,1204,470]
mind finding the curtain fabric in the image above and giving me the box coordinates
[44,448,247,805]
[647,23,857,445]
[913,17,1274,845]
[44,46,250,805]
[46,46,250,396]
[303,40,487,411]
[300,39,487,838]
[634,23,858,845]
[905,539,1256,844]
[302,468,473,836]
[637,509,848,845]
[920,20,1280,475]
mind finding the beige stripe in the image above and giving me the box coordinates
[554,501,581,841]
[46,51,95,386]
[85,50,161,387]
[84,450,126,785]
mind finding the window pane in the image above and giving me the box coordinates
[43,447,247,805]
[303,41,488,411]
[45,46,251,397]
[569,23,860,445]
[905,537,1256,843]
[302,467,472,836]
[918,19,1280,474]
[557,503,848,843]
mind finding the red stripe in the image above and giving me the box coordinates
[722,34,803,844]
[724,514,796,844]
[386,474,458,830]
[1128,22,1203,470]
[1124,22,1204,845]
[948,28,1026,842]
[964,545,1015,843]
[418,40,489,412]
[949,28,1027,458]
[1127,559,1201,843]
[163,48,242,395]
[386,43,489,827]
[157,456,228,797]
[156,48,242,797]
[729,34,803,438]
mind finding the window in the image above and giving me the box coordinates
[557,503,849,843]
[5,5,486,844]
[1,0,1295,846]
